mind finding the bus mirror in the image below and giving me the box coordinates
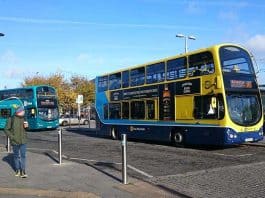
[215,76,222,89]
[211,97,217,109]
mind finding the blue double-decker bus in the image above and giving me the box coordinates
[95,43,263,146]
[0,85,59,130]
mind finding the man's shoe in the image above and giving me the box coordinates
[20,171,28,178]
[15,170,20,177]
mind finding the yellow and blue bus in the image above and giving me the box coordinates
[0,85,59,130]
[95,43,263,146]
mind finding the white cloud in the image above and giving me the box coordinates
[244,35,265,84]
[0,16,218,31]
[245,34,265,54]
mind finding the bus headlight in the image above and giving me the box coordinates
[258,127,263,136]
[226,128,238,139]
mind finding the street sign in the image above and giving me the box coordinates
[76,94,83,104]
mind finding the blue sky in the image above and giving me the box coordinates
[0,0,265,88]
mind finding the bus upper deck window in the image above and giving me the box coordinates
[189,52,214,77]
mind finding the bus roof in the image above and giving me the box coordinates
[0,85,55,92]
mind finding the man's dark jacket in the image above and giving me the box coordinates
[4,116,27,145]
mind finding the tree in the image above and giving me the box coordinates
[70,75,95,106]
[22,72,95,114]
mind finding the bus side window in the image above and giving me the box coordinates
[131,101,145,119]
[194,95,217,119]
[122,102,129,119]
[109,103,121,119]
[189,52,214,77]
[0,108,11,118]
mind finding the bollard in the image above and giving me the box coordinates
[121,134,128,184]
[6,136,11,153]
[58,127,62,165]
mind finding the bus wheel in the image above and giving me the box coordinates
[111,127,119,140]
[172,131,185,147]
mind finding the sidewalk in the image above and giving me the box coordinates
[0,145,173,198]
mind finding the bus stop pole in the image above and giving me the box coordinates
[6,136,11,153]
[58,127,62,165]
[78,103,81,128]
[121,134,128,184]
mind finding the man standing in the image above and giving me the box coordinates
[4,106,28,178]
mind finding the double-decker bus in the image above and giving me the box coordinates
[0,85,59,130]
[95,43,263,146]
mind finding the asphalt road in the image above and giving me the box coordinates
[1,127,265,180]
[1,127,265,197]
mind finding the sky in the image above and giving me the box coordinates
[0,0,265,89]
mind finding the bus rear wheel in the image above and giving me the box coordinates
[111,127,119,140]
[171,131,185,147]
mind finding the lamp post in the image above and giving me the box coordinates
[176,34,196,53]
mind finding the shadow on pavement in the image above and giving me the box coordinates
[2,153,16,171]
[85,162,122,183]
[44,152,60,164]
[64,128,110,139]
[64,127,237,151]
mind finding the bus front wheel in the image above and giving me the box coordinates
[171,131,185,147]
[111,127,119,140]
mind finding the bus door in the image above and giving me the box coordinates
[146,99,158,120]
[26,107,37,127]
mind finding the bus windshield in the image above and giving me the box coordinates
[37,96,58,121]
[38,107,59,121]
[227,94,261,126]
[220,46,254,74]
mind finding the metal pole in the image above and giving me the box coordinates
[121,134,128,184]
[88,106,91,128]
[58,127,62,165]
[78,103,81,128]
[6,136,11,153]
[185,36,188,53]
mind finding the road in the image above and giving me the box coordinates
[1,127,265,197]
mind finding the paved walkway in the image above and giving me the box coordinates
[0,145,173,198]
[1,132,265,198]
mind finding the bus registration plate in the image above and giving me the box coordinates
[245,138,253,142]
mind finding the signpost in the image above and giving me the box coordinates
[76,95,83,128]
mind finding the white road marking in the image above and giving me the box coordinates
[212,152,254,157]
[69,157,121,165]
[127,164,153,178]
